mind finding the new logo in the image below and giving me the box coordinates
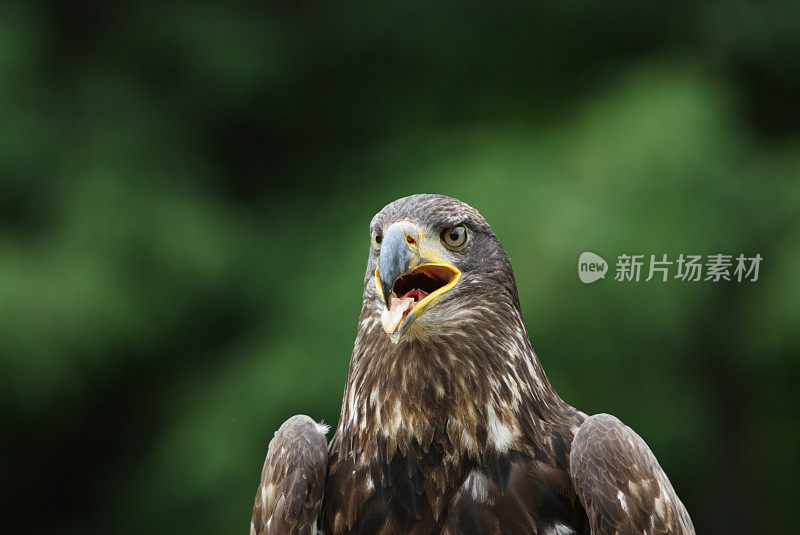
[578,252,608,284]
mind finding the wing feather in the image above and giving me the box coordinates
[569,413,694,535]
[250,415,329,535]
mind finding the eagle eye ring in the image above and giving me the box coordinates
[370,229,383,251]
[441,225,467,250]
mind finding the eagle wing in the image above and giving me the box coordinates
[569,413,695,535]
[250,415,329,535]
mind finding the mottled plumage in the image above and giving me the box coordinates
[251,194,694,534]
[250,416,328,535]
[569,415,694,535]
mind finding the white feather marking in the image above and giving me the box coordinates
[315,421,330,435]
[545,524,575,535]
[486,404,517,451]
[460,471,491,503]
[391,400,403,433]
[617,490,628,513]
[504,373,523,403]
[658,480,671,503]
[460,427,478,453]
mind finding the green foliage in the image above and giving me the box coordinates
[1,2,798,533]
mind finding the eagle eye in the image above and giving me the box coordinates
[441,225,467,250]
[370,230,383,250]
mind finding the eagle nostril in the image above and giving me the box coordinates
[406,235,416,246]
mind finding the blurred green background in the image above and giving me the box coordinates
[1,1,798,533]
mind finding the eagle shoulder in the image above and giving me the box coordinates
[568,413,694,535]
[250,415,329,535]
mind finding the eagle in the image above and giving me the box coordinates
[251,194,695,535]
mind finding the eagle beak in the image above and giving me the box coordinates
[377,223,420,309]
[375,222,461,339]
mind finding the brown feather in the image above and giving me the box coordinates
[569,414,695,535]
[250,415,328,535]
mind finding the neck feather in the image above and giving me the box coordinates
[336,298,575,462]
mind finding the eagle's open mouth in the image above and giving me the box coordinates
[380,263,460,335]
[393,265,454,300]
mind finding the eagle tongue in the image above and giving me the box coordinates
[381,296,415,333]
[403,288,429,301]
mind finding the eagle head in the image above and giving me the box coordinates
[363,194,518,343]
